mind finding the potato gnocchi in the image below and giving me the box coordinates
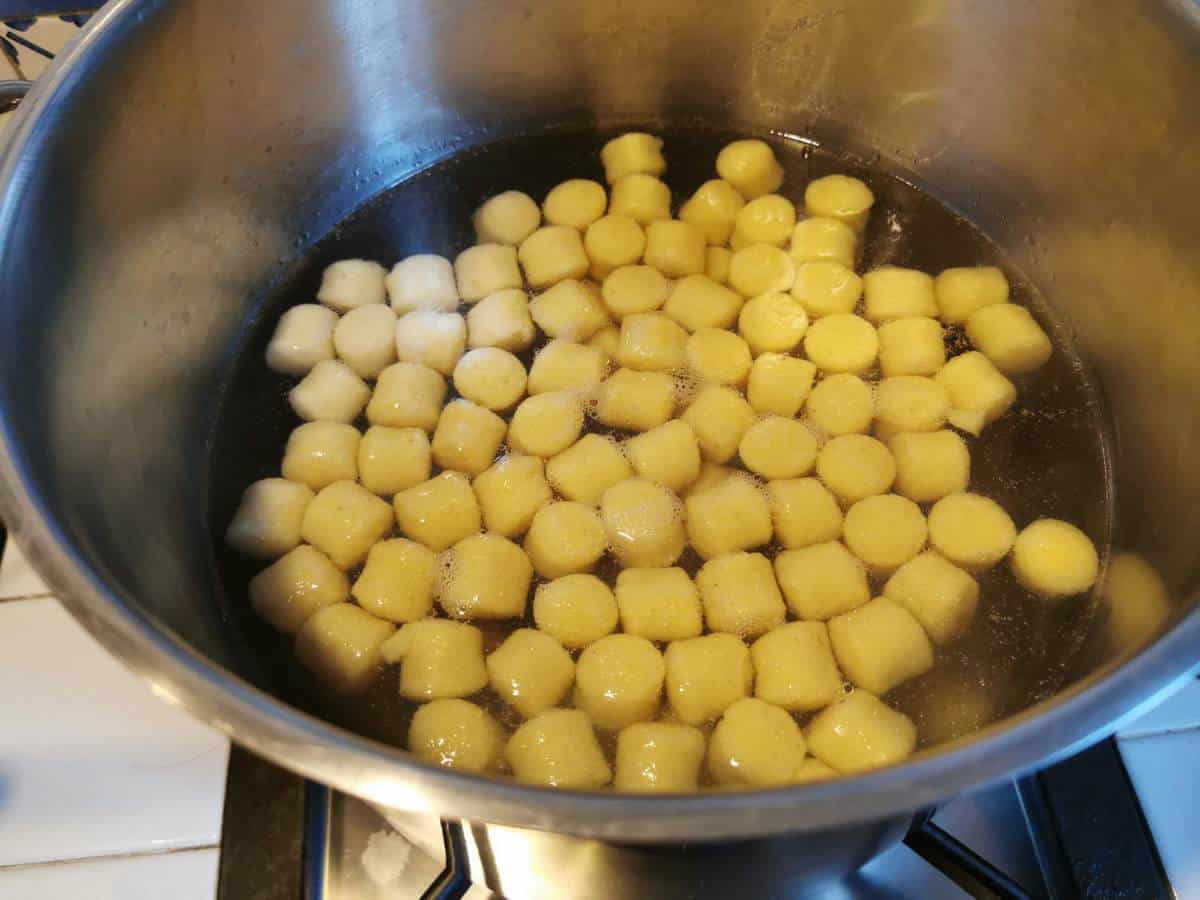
[233,130,1104,794]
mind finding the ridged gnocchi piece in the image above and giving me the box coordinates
[334,304,398,378]
[316,259,387,312]
[889,430,971,503]
[291,359,372,424]
[696,551,786,638]
[774,540,870,621]
[467,288,536,352]
[524,501,608,578]
[542,179,608,230]
[707,698,807,788]
[396,312,465,379]
[884,550,980,645]
[664,632,754,725]
[625,419,702,492]
[679,179,745,245]
[528,279,609,341]
[616,567,704,642]
[472,454,552,537]
[506,708,611,789]
[438,533,534,620]
[533,574,619,649]
[804,174,874,232]
[600,478,686,569]
[575,634,666,730]
[546,434,633,504]
[266,304,337,376]
[487,628,575,718]
[357,426,432,496]
[250,544,348,635]
[454,243,522,302]
[661,274,745,332]
[295,603,395,693]
[805,690,917,773]
[806,373,874,437]
[738,417,818,480]
[507,391,584,458]
[430,399,508,476]
[281,422,360,491]
[351,538,437,624]
[300,480,394,570]
[615,722,707,794]
[601,132,667,184]
[1011,518,1100,599]
[383,618,488,700]
[716,139,784,200]
[746,353,817,417]
[927,492,1016,572]
[585,214,646,280]
[393,471,482,552]
[386,255,459,314]
[751,621,843,712]
[366,362,446,431]
[518,225,590,289]
[684,472,773,560]
[408,699,505,774]
[474,191,541,246]
[767,478,844,549]
[829,597,934,695]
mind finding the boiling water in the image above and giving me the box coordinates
[208,126,1113,764]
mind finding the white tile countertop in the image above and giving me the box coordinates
[0,541,229,899]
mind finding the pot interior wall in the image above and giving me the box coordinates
[0,0,1198,783]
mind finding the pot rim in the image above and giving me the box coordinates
[1,0,1198,843]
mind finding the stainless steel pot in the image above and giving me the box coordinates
[1,0,1199,848]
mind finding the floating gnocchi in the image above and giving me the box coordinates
[233,129,1108,794]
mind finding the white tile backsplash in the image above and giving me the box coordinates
[0,848,219,900]
[0,597,228,867]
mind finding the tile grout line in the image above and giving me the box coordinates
[0,592,55,604]
[0,843,221,873]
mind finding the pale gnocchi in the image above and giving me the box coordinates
[236,129,1105,795]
